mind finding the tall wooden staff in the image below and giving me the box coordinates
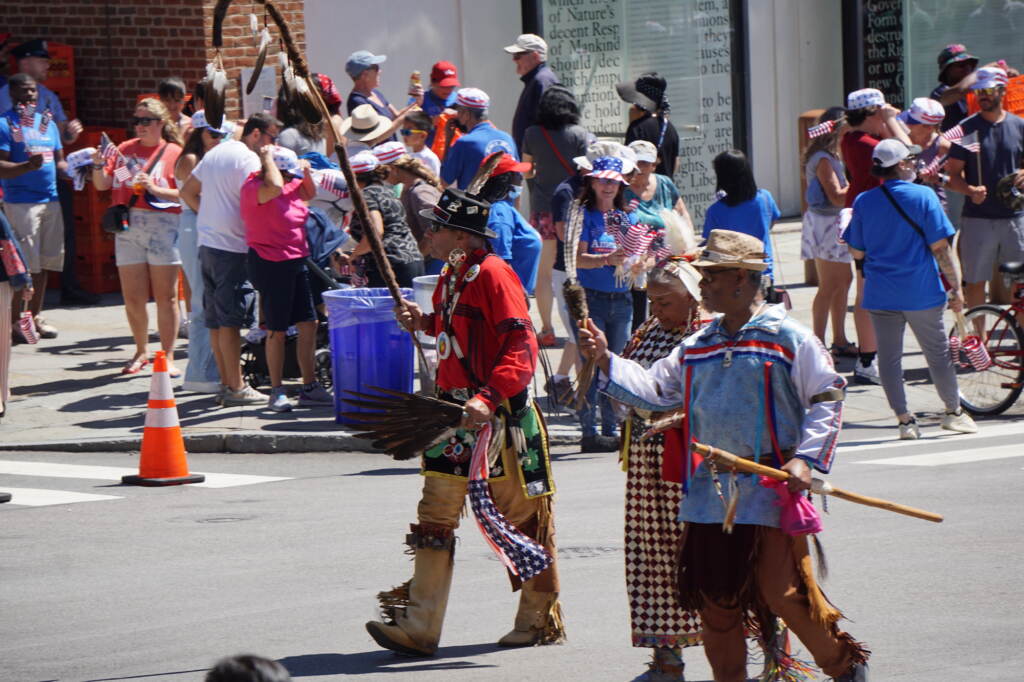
[212,0,427,367]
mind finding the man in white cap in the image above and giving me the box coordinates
[504,33,560,152]
[945,66,1024,307]
[440,87,517,190]
[845,138,977,440]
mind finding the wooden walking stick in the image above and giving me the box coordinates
[212,1,429,370]
[691,442,944,523]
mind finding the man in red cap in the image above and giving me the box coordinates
[421,61,461,157]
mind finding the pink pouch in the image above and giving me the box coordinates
[759,476,823,536]
[19,310,39,344]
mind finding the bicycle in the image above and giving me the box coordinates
[953,261,1024,415]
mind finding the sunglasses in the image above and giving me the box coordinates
[400,128,427,136]
[132,116,161,126]
[974,87,1002,97]
[512,53,527,60]
[206,130,225,139]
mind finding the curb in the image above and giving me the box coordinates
[1,429,582,454]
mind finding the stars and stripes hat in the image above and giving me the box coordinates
[455,87,490,110]
[350,150,380,175]
[270,145,304,178]
[872,138,922,168]
[190,109,233,136]
[970,66,1009,90]
[573,141,636,174]
[372,141,407,165]
[585,156,628,185]
[846,88,885,110]
[898,97,946,126]
[937,44,977,74]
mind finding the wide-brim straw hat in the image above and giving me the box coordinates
[691,229,769,271]
[340,103,393,142]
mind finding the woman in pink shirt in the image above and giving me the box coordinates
[240,145,333,412]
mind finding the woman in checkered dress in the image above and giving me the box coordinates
[617,258,703,682]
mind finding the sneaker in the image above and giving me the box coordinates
[898,417,920,440]
[268,387,294,412]
[33,316,58,339]
[298,381,334,405]
[221,384,266,407]
[853,358,881,385]
[580,433,620,452]
[214,385,228,406]
[941,408,978,434]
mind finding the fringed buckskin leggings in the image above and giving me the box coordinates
[681,523,865,681]
[416,444,559,593]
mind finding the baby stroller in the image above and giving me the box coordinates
[241,207,349,390]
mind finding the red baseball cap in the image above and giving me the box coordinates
[485,152,532,176]
[430,61,460,87]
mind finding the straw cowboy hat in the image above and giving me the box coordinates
[340,103,392,142]
[691,229,769,271]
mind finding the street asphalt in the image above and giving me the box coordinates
[2,220,1023,680]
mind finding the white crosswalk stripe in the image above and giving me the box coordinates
[0,487,122,507]
[852,444,1024,467]
[0,460,292,507]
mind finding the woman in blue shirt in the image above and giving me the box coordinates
[702,150,780,279]
[572,156,634,451]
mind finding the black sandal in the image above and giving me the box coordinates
[830,342,859,358]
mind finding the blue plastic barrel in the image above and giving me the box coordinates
[324,287,414,425]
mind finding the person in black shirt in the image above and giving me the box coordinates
[617,73,679,178]
[504,34,560,153]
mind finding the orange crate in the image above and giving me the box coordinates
[76,252,120,295]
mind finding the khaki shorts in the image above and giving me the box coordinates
[2,201,65,273]
[960,215,1024,284]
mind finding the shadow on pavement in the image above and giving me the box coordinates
[81,668,210,682]
[280,643,502,676]
[342,466,418,477]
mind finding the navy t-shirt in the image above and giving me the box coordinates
[346,88,397,142]
[845,179,955,311]
[550,174,584,273]
[947,112,1024,219]
[930,83,969,133]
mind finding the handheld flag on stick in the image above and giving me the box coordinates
[941,124,965,143]
[806,119,836,139]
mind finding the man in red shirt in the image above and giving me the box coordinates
[365,188,564,657]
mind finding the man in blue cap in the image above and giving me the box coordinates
[344,49,420,143]
[0,40,81,146]
[440,87,517,190]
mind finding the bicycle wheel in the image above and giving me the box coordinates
[954,304,1024,415]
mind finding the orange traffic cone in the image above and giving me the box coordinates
[121,350,205,487]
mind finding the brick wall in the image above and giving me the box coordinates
[0,0,305,127]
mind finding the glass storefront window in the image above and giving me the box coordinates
[904,0,1024,102]
[541,0,740,220]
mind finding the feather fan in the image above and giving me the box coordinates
[339,386,464,460]
[295,75,324,124]
[466,151,504,197]
[245,28,271,95]
[561,198,598,408]
[660,208,697,257]
[203,62,229,130]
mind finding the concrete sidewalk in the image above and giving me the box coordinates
[4,219,1004,453]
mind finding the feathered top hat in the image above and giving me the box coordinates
[420,188,496,238]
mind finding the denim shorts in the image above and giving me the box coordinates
[199,245,254,329]
[246,250,316,332]
[115,208,182,266]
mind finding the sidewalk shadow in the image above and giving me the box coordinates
[342,466,418,477]
[280,643,502,676]
[33,335,131,356]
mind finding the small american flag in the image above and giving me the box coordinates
[113,164,132,183]
[314,169,349,198]
[467,423,553,582]
[17,103,35,128]
[617,222,659,256]
[37,110,52,135]
[942,124,965,143]
[919,153,947,176]
[807,119,836,139]
[99,132,121,163]
[956,131,981,154]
